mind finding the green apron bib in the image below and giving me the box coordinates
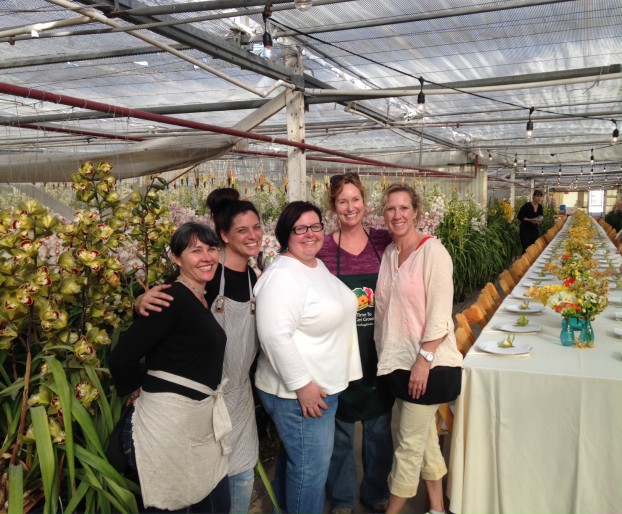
[335,233,394,422]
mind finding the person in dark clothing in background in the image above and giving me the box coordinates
[517,190,544,253]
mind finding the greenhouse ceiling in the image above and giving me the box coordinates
[0,0,621,192]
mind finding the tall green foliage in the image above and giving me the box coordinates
[435,194,521,301]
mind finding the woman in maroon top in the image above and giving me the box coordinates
[318,173,394,514]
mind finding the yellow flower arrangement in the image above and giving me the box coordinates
[526,211,609,325]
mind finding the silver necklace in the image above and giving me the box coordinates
[176,275,206,297]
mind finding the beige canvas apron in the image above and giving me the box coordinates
[133,370,232,510]
[211,261,259,475]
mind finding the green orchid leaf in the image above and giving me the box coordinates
[30,405,56,513]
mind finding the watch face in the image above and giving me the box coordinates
[420,349,433,361]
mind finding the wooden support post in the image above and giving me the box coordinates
[284,50,306,201]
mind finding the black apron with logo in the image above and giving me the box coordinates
[335,232,394,422]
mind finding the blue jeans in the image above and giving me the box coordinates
[326,412,393,509]
[229,467,255,514]
[257,390,338,514]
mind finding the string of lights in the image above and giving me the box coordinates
[272,19,621,131]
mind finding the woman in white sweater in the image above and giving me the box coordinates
[254,201,362,514]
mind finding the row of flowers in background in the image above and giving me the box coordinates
[3,172,551,301]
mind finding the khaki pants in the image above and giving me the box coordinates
[388,399,447,498]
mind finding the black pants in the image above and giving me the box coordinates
[142,477,230,514]
[520,229,538,253]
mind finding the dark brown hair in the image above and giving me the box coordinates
[275,201,322,253]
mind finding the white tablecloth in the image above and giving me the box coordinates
[448,219,622,514]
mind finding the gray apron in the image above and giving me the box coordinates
[211,259,259,475]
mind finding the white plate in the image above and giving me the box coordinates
[615,311,622,320]
[526,273,555,281]
[614,327,622,337]
[610,296,622,305]
[476,341,533,355]
[511,291,532,301]
[498,323,542,333]
[522,280,556,287]
[505,303,544,314]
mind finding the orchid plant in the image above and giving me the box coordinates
[0,162,175,513]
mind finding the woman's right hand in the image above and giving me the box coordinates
[295,381,328,418]
[135,284,174,316]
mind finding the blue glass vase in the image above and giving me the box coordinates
[569,316,582,331]
[579,318,595,346]
[560,317,575,347]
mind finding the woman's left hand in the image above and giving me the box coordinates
[126,389,140,406]
[408,359,430,400]
[295,381,328,418]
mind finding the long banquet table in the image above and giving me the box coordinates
[448,218,622,514]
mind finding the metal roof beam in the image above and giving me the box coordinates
[0,0,350,45]
[75,0,301,84]
[111,0,355,16]
[69,0,459,148]
[277,0,575,36]
[0,43,190,70]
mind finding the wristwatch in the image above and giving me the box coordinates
[419,348,435,362]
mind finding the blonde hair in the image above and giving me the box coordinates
[382,184,422,225]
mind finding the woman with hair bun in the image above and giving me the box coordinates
[137,188,263,513]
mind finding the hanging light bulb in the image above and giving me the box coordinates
[513,154,517,167]
[541,167,544,176]
[488,150,492,161]
[558,165,562,178]
[612,120,619,144]
[523,159,527,172]
[262,31,273,58]
[416,76,425,116]
[590,149,594,166]
[526,106,534,139]
[580,166,583,175]
[294,0,313,10]
[262,4,273,59]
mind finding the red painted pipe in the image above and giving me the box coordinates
[0,81,475,178]
[18,123,144,142]
[232,148,473,179]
